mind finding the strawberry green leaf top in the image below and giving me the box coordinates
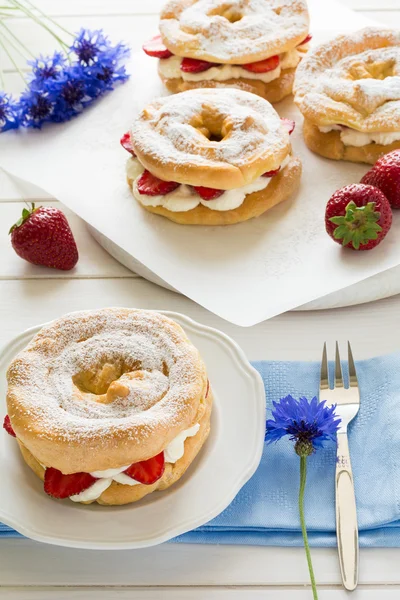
[325,184,392,252]
[9,203,39,234]
[329,201,382,250]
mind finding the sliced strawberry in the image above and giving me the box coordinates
[262,167,281,177]
[143,35,173,59]
[3,415,16,438]
[137,170,180,196]
[124,452,165,485]
[281,118,295,135]
[180,57,216,73]
[298,34,312,46]
[120,132,136,156]
[242,55,279,73]
[44,467,97,499]
[206,379,210,398]
[193,186,224,200]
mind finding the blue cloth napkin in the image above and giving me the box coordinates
[3,354,400,546]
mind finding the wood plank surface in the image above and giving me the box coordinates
[2,587,400,599]
[1,277,400,362]
[0,202,133,278]
[7,0,400,15]
[1,0,400,596]
[0,537,400,587]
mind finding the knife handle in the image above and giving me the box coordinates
[336,431,359,591]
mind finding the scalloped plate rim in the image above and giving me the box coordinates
[0,310,265,549]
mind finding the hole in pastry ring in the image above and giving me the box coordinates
[6,308,208,474]
[159,0,310,64]
[130,88,291,189]
[294,27,400,132]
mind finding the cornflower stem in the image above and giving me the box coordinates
[0,26,26,60]
[0,19,34,57]
[8,0,69,51]
[0,35,25,82]
[299,456,318,600]
[24,0,73,36]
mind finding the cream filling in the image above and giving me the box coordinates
[318,125,400,147]
[70,478,114,503]
[69,423,200,502]
[128,155,291,213]
[158,48,304,84]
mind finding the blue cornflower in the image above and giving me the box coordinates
[70,29,130,94]
[49,66,93,122]
[266,396,341,599]
[19,90,54,128]
[28,52,67,88]
[91,47,130,91]
[0,28,130,133]
[71,28,110,65]
[0,92,20,132]
[266,395,340,456]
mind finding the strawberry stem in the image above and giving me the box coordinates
[9,202,37,234]
[329,201,382,250]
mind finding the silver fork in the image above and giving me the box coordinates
[320,342,360,592]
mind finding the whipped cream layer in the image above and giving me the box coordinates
[158,49,306,84]
[319,125,400,147]
[128,155,291,213]
[70,423,200,502]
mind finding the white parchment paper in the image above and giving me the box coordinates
[0,2,395,326]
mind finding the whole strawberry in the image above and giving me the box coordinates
[361,150,400,208]
[325,184,392,251]
[10,203,79,270]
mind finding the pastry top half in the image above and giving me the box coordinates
[6,308,208,474]
[294,28,400,132]
[129,88,292,190]
[159,0,310,64]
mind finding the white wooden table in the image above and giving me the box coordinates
[1,0,400,597]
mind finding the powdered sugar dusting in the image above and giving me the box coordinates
[294,28,400,131]
[160,0,309,63]
[7,309,206,446]
[130,88,289,178]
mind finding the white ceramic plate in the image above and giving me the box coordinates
[0,312,265,549]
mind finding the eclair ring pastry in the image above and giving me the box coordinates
[121,88,302,225]
[5,308,212,506]
[294,28,400,164]
[143,0,311,103]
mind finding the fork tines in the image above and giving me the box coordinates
[320,341,359,391]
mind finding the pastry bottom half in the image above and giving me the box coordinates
[17,391,212,506]
[303,119,400,165]
[160,68,296,104]
[128,157,302,226]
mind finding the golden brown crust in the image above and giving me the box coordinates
[130,89,291,190]
[303,119,400,164]
[16,390,213,506]
[128,157,302,225]
[294,28,400,131]
[160,68,295,104]
[7,308,209,473]
[159,0,309,64]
